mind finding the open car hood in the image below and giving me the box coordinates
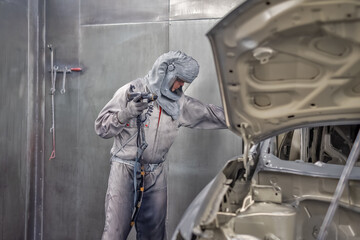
[207,0,360,144]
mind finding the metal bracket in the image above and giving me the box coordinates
[252,184,282,203]
[48,44,56,160]
[238,122,254,179]
[237,194,254,213]
[47,44,82,160]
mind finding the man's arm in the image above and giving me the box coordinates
[178,95,227,129]
[94,86,128,139]
[95,82,149,139]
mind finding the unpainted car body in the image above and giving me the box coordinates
[172,0,360,239]
[174,126,360,239]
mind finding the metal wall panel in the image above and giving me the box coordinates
[0,1,28,239]
[170,0,246,20]
[43,2,243,240]
[81,0,169,25]
[43,10,169,237]
[26,0,46,238]
[43,0,81,239]
[167,19,243,236]
[79,23,169,240]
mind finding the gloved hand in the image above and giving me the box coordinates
[118,95,149,124]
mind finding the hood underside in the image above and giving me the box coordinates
[208,0,360,143]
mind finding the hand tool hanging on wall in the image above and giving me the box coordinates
[48,44,57,161]
[47,44,82,160]
[57,67,82,94]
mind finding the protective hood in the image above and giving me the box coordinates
[207,0,360,144]
[145,51,199,119]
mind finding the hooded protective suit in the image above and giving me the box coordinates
[95,51,227,240]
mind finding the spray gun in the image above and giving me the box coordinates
[126,84,157,103]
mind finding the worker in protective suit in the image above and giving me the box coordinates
[95,51,227,240]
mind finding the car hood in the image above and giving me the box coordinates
[207,0,360,144]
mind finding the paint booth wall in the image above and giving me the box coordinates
[0,0,34,239]
[1,0,244,239]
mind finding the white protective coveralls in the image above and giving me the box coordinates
[95,51,227,240]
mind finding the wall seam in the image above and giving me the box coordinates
[79,18,222,28]
[166,1,170,239]
[75,0,81,238]
[39,0,45,238]
[25,0,30,237]
[168,0,170,52]
[26,0,45,239]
